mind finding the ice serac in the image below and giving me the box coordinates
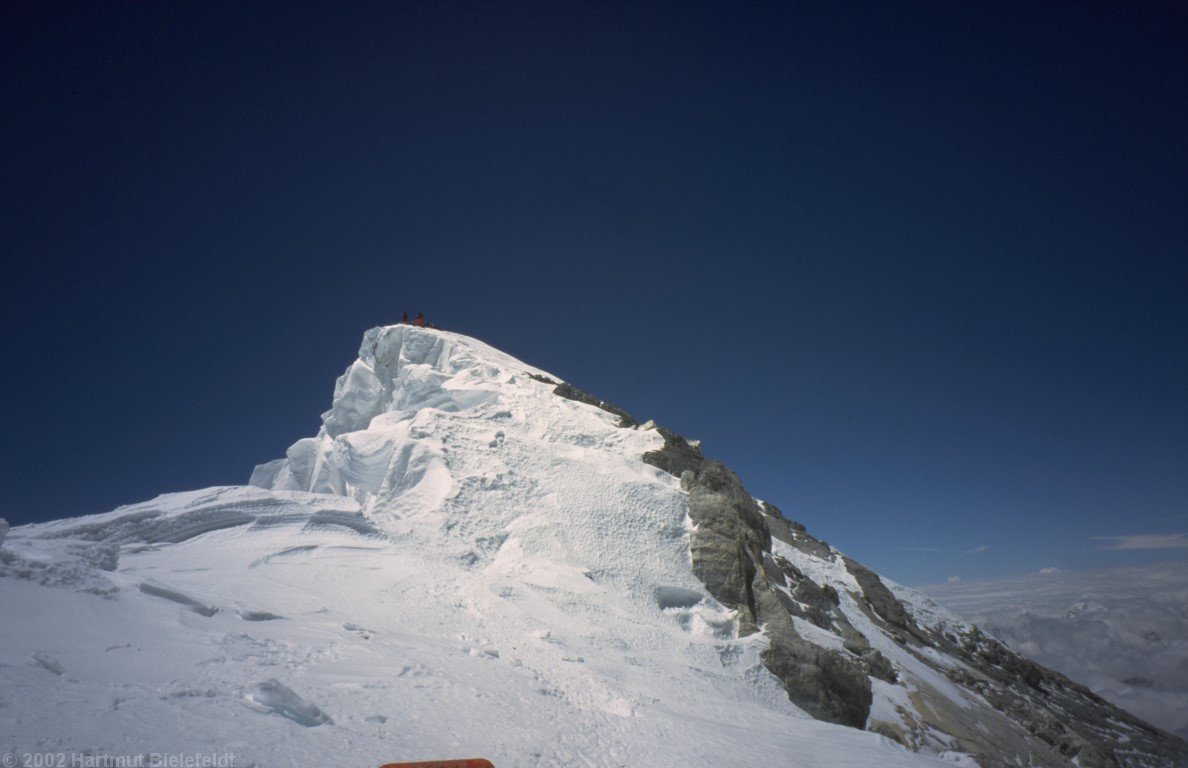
[252,326,522,507]
[2,325,1186,768]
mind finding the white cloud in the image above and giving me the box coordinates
[965,545,990,554]
[1039,567,1061,575]
[1092,533,1188,550]
[946,575,961,583]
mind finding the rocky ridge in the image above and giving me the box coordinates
[576,394,1184,768]
[249,324,1186,768]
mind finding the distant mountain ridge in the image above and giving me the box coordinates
[926,562,1188,744]
[2,325,1184,767]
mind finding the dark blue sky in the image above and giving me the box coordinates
[2,1,1184,584]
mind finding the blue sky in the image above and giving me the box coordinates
[2,1,1184,585]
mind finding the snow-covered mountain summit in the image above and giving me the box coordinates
[2,325,1185,767]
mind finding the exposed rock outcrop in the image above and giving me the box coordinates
[644,430,877,727]
[539,377,638,428]
[643,427,706,478]
[680,460,769,635]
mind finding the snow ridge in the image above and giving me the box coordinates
[1,325,1184,768]
[4,326,943,767]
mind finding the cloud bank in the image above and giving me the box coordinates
[1092,533,1188,550]
[923,560,1188,740]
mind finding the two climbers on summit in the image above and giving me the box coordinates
[399,312,435,329]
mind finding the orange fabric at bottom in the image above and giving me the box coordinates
[380,760,495,768]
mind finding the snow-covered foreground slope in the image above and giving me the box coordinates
[925,563,1188,742]
[1,487,933,767]
[2,325,1185,768]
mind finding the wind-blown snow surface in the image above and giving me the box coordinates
[0,327,943,767]
[925,562,1188,742]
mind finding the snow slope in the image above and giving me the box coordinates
[1,326,943,768]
